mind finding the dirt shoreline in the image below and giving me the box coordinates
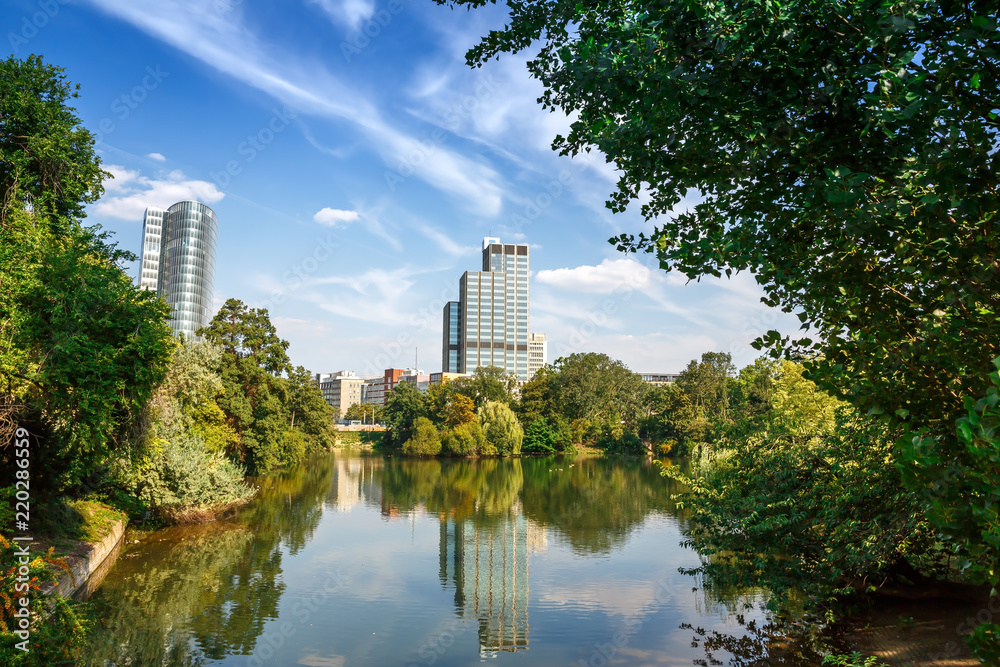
[841,597,989,666]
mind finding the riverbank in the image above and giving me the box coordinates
[839,598,985,666]
[33,500,128,599]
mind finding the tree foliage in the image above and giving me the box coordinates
[0,54,107,225]
[441,420,488,456]
[440,2,1000,648]
[344,401,383,423]
[478,401,524,456]
[381,382,429,451]
[125,341,252,522]
[198,301,329,473]
[402,417,442,456]
[667,407,938,617]
[0,55,173,491]
[451,365,519,408]
[550,352,647,432]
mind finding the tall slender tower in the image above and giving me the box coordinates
[138,201,218,340]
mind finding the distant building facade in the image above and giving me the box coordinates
[443,237,532,380]
[640,373,680,386]
[362,377,385,405]
[430,372,466,385]
[138,201,218,340]
[361,368,427,406]
[317,371,364,415]
[527,333,547,380]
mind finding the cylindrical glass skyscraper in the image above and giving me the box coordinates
[140,201,217,340]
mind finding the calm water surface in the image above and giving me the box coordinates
[87,451,779,666]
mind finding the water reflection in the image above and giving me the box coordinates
[439,512,547,654]
[86,452,779,666]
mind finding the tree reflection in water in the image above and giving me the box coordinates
[85,459,335,666]
[84,452,821,666]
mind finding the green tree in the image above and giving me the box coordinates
[201,299,290,375]
[344,402,383,423]
[522,417,572,453]
[517,366,557,426]
[285,365,337,453]
[640,383,708,453]
[0,55,173,491]
[120,341,252,522]
[402,417,442,456]
[676,352,737,423]
[550,353,647,432]
[198,300,294,473]
[0,55,107,225]
[453,366,519,408]
[666,407,938,619]
[478,401,524,456]
[440,420,487,457]
[381,382,429,451]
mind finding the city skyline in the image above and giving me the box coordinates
[2,0,802,376]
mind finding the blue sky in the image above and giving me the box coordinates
[4,0,800,376]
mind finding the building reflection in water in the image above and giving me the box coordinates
[439,508,547,655]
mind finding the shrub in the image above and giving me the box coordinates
[478,401,523,456]
[402,417,442,456]
[599,432,646,456]
[523,419,557,453]
[141,432,254,522]
[0,534,92,666]
[441,421,486,456]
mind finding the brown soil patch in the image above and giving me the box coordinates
[846,599,986,666]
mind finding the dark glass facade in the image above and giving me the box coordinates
[442,301,462,373]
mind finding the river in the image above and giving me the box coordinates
[83,451,798,666]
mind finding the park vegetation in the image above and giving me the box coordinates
[0,55,336,664]
[437,0,1000,658]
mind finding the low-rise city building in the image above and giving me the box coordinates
[430,372,467,385]
[640,373,680,386]
[317,370,365,415]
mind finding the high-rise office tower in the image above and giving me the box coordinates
[442,237,531,380]
[138,201,218,340]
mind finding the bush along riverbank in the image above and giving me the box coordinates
[662,358,1000,663]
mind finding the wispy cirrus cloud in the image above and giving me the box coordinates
[306,0,375,31]
[84,0,505,216]
[95,165,224,219]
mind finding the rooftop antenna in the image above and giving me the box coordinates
[415,347,418,373]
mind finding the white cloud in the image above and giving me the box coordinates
[314,208,360,227]
[147,152,166,161]
[95,165,224,220]
[537,258,651,293]
[307,0,374,31]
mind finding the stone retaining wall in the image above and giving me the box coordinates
[38,519,126,599]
